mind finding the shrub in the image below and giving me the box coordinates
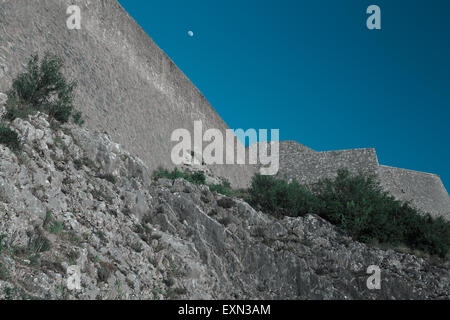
[189,171,206,185]
[73,159,83,170]
[49,221,64,235]
[313,170,396,243]
[248,169,450,257]
[72,111,85,126]
[3,97,35,121]
[153,168,206,185]
[248,174,319,218]
[208,181,236,197]
[0,125,20,151]
[98,173,117,184]
[7,53,79,124]
[28,234,51,253]
[74,157,96,170]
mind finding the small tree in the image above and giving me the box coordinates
[0,125,20,151]
[7,53,78,123]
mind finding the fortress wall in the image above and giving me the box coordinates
[278,141,316,156]
[278,148,379,185]
[378,166,450,219]
[0,0,255,188]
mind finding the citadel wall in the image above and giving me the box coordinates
[278,148,379,185]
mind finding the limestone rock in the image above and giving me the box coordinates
[0,92,7,118]
[0,114,448,300]
[0,92,7,105]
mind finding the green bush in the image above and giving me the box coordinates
[248,174,319,218]
[74,157,96,171]
[0,125,20,151]
[72,111,85,126]
[6,53,80,124]
[153,168,206,185]
[98,173,117,184]
[313,170,397,243]
[3,97,35,122]
[209,181,234,196]
[208,180,248,198]
[248,169,450,257]
[189,171,206,185]
[28,234,51,253]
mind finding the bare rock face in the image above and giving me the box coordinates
[0,114,449,300]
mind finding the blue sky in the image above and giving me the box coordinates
[118,0,450,189]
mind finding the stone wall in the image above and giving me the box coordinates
[0,0,254,188]
[278,147,379,185]
[378,166,450,219]
[279,141,316,156]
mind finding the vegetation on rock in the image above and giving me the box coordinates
[4,53,83,125]
[0,53,86,152]
[0,125,20,151]
[153,167,247,198]
[154,166,450,258]
[248,169,450,258]
[153,168,206,185]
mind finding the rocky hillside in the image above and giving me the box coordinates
[0,112,449,300]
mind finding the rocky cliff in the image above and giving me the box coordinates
[0,112,449,300]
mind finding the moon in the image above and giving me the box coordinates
[188,30,194,37]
